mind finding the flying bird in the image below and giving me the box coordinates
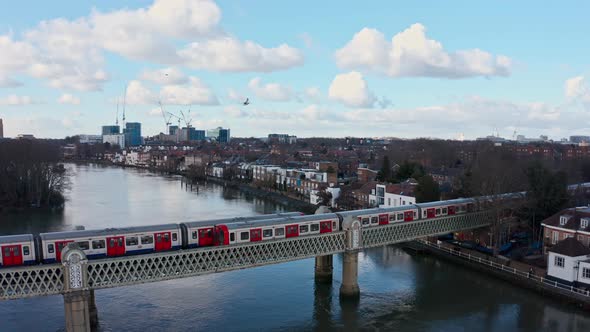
[243,98,250,106]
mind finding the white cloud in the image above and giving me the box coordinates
[248,77,293,101]
[224,105,247,118]
[178,38,304,72]
[0,95,38,105]
[140,67,188,85]
[125,80,158,105]
[328,71,375,107]
[227,89,246,102]
[335,24,511,78]
[304,87,322,102]
[565,76,589,99]
[0,76,22,88]
[58,93,80,105]
[160,77,219,105]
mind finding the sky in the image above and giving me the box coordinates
[0,0,590,140]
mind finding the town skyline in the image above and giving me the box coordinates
[1,0,590,139]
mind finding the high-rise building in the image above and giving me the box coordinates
[218,128,230,143]
[169,125,179,135]
[102,125,120,135]
[190,129,206,141]
[207,127,230,143]
[570,136,590,144]
[0,118,3,138]
[124,122,142,146]
[103,134,125,149]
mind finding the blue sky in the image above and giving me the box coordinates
[1,0,589,139]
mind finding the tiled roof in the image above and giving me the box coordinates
[542,207,590,232]
[550,237,590,257]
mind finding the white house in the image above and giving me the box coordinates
[310,187,340,207]
[546,237,590,287]
[369,182,416,208]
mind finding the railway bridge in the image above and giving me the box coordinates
[0,210,495,331]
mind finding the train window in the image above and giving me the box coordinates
[126,237,139,246]
[397,213,403,220]
[300,225,309,233]
[164,233,170,242]
[275,228,285,236]
[172,233,178,241]
[263,229,273,238]
[389,215,395,222]
[192,231,198,239]
[311,224,319,232]
[436,209,441,215]
[23,246,29,256]
[92,240,105,249]
[240,232,249,240]
[286,226,297,235]
[362,218,369,225]
[414,212,417,218]
[118,238,123,246]
[370,217,378,224]
[76,241,90,250]
[13,248,20,257]
[48,244,54,253]
[141,236,153,244]
[230,233,235,242]
[442,208,448,214]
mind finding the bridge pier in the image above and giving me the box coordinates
[339,251,360,298]
[315,255,333,282]
[62,243,96,332]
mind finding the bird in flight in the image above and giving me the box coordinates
[243,98,250,106]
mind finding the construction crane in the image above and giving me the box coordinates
[115,98,119,126]
[122,84,128,127]
[180,105,193,129]
[158,101,173,134]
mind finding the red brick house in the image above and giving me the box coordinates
[542,207,590,254]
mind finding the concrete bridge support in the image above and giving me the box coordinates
[339,251,360,298]
[62,243,97,332]
[315,255,333,282]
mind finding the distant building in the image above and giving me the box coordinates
[103,134,125,149]
[208,127,230,143]
[16,134,35,139]
[178,127,205,141]
[78,135,102,144]
[102,125,120,135]
[370,182,417,208]
[357,167,378,183]
[0,118,3,138]
[268,133,297,144]
[169,125,179,136]
[570,136,590,144]
[124,122,142,146]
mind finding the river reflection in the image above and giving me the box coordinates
[0,164,588,331]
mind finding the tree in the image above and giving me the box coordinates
[415,175,440,203]
[316,189,333,206]
[377,156,392,182]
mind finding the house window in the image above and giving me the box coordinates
[554,256,565,268]
[582,219,589,228]
[560,216,568,225]
[583,267,590,279]
[552,231,558,244]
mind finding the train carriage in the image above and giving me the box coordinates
[0,235,36,267]
[39,224,182,263]
[180,212,303,248]
[339,206,419,227]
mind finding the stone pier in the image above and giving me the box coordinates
[62,243,95,332]
[339,251,360,298]
[315,255,333,282]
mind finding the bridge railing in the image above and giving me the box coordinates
[0,264,63,300]
[362,211,495,248]
[87,231,347,290]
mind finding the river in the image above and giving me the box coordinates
[0,164,588,331]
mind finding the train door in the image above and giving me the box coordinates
[448,206,456,215]
[55,240,73,262]
[378,214,389,225]
[404,211,414,222]
[1,245,22,266]
[426,208,436,218]
[154,232,172,251]
[106,236,125,256]
[250,228,262,242]
[198,228,214,246]
[320,220,332,233]
[285,224,299,238]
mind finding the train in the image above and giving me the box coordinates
[0,198,484,268]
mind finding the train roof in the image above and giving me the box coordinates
[225,213,339,230]
[181,212,302,228]
[0,234,34,244]
[415,198,475,208]
[337,206,411,218]
[39,223,181,241]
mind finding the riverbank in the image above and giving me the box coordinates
[405,240,590,310]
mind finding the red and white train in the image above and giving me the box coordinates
[0,199,478,267]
